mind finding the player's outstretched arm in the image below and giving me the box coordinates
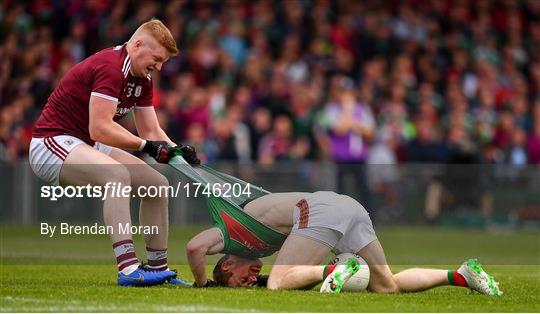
[186,228,224,287]
[89,96,145,150]
[133,106,175,146]
[134,106,200,164]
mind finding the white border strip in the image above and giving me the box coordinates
[90,92,118,103]
[124,59,131,77]
[121,55,129,73]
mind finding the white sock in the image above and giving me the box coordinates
[120,263,140,275]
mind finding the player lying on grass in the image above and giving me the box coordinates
[186,191,501,295]
[29,19,199,286]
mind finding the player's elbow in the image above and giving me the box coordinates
[89,124,107,143]
[89,120,116,143]
[186,240,205,256]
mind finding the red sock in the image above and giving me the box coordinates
[448,270,468,287]
[323,265,337,279]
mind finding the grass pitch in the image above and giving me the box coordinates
[1,225,539,312]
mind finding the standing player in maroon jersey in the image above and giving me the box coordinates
[29,19,198,286]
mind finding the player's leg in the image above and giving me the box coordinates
[336,195,444,293]
[393,259,501,295]
[352,204,501,295]
[357,240,448,292]
[273,193,362,292]
[30,136,137,257]
[108,148,190,285]
[359,242,462,293]
[394,268,449,292]
[330,195,399,293]
[60,144,175,285]
[357,241,502,295]
[60,144,133,244]
[109,148,169,268]
[267,234,331,290]
[355,240,399,293]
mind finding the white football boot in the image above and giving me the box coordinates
[320,258,360,293]
[457,258,502,296]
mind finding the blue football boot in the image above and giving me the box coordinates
[167,276,193,286]
[163,268,192,286]
[118,264,176,287]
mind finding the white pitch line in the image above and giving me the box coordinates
[2,295,257,312]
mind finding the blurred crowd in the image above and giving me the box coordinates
[2,0,540,167]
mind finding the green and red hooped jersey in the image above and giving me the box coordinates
[207,196,288,259]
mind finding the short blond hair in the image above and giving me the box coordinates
[135,19,178,56]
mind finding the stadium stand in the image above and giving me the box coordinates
[1,0,539,167]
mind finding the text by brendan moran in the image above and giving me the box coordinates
[40,223,158,237]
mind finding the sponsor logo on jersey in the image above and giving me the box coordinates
[220,210,279,256]
[115,106,133,116]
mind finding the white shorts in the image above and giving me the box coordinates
[291,191,377,254]
[29,135,112,185]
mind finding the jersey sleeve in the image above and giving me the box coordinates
[90,62,123,103]
[134,78,153,108]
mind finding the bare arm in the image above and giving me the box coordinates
[186,228,224,287]
[332,112,374,139]
[331,114,355,135]
[88,96,144,150]
[350,121,375,140]
[133,106,175,146]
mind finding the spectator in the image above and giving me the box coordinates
[0,0,537,169]
[472,87,497,144]
[248,107,272,161]
[407,119,447,162]
[527,107,540,164]
[258,114,308,165]
[175,87,210,141]
[379,80,415,141]
[220,21,247,68]
[319,76,374,205]
[205,105,251,164]
[505,127,528,166]
[185,122,217,164]
[493,111,516,151]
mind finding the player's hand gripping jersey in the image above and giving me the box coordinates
[33,44,152,145]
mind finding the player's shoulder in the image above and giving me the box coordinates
[86,45,128,72]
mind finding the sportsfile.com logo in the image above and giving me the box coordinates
[40,182,252,201]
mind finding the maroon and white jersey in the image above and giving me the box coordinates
[33,44,153,145]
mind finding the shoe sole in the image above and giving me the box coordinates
[118,276,174,287]
[321,259,361,293]
[463,259,501,296]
